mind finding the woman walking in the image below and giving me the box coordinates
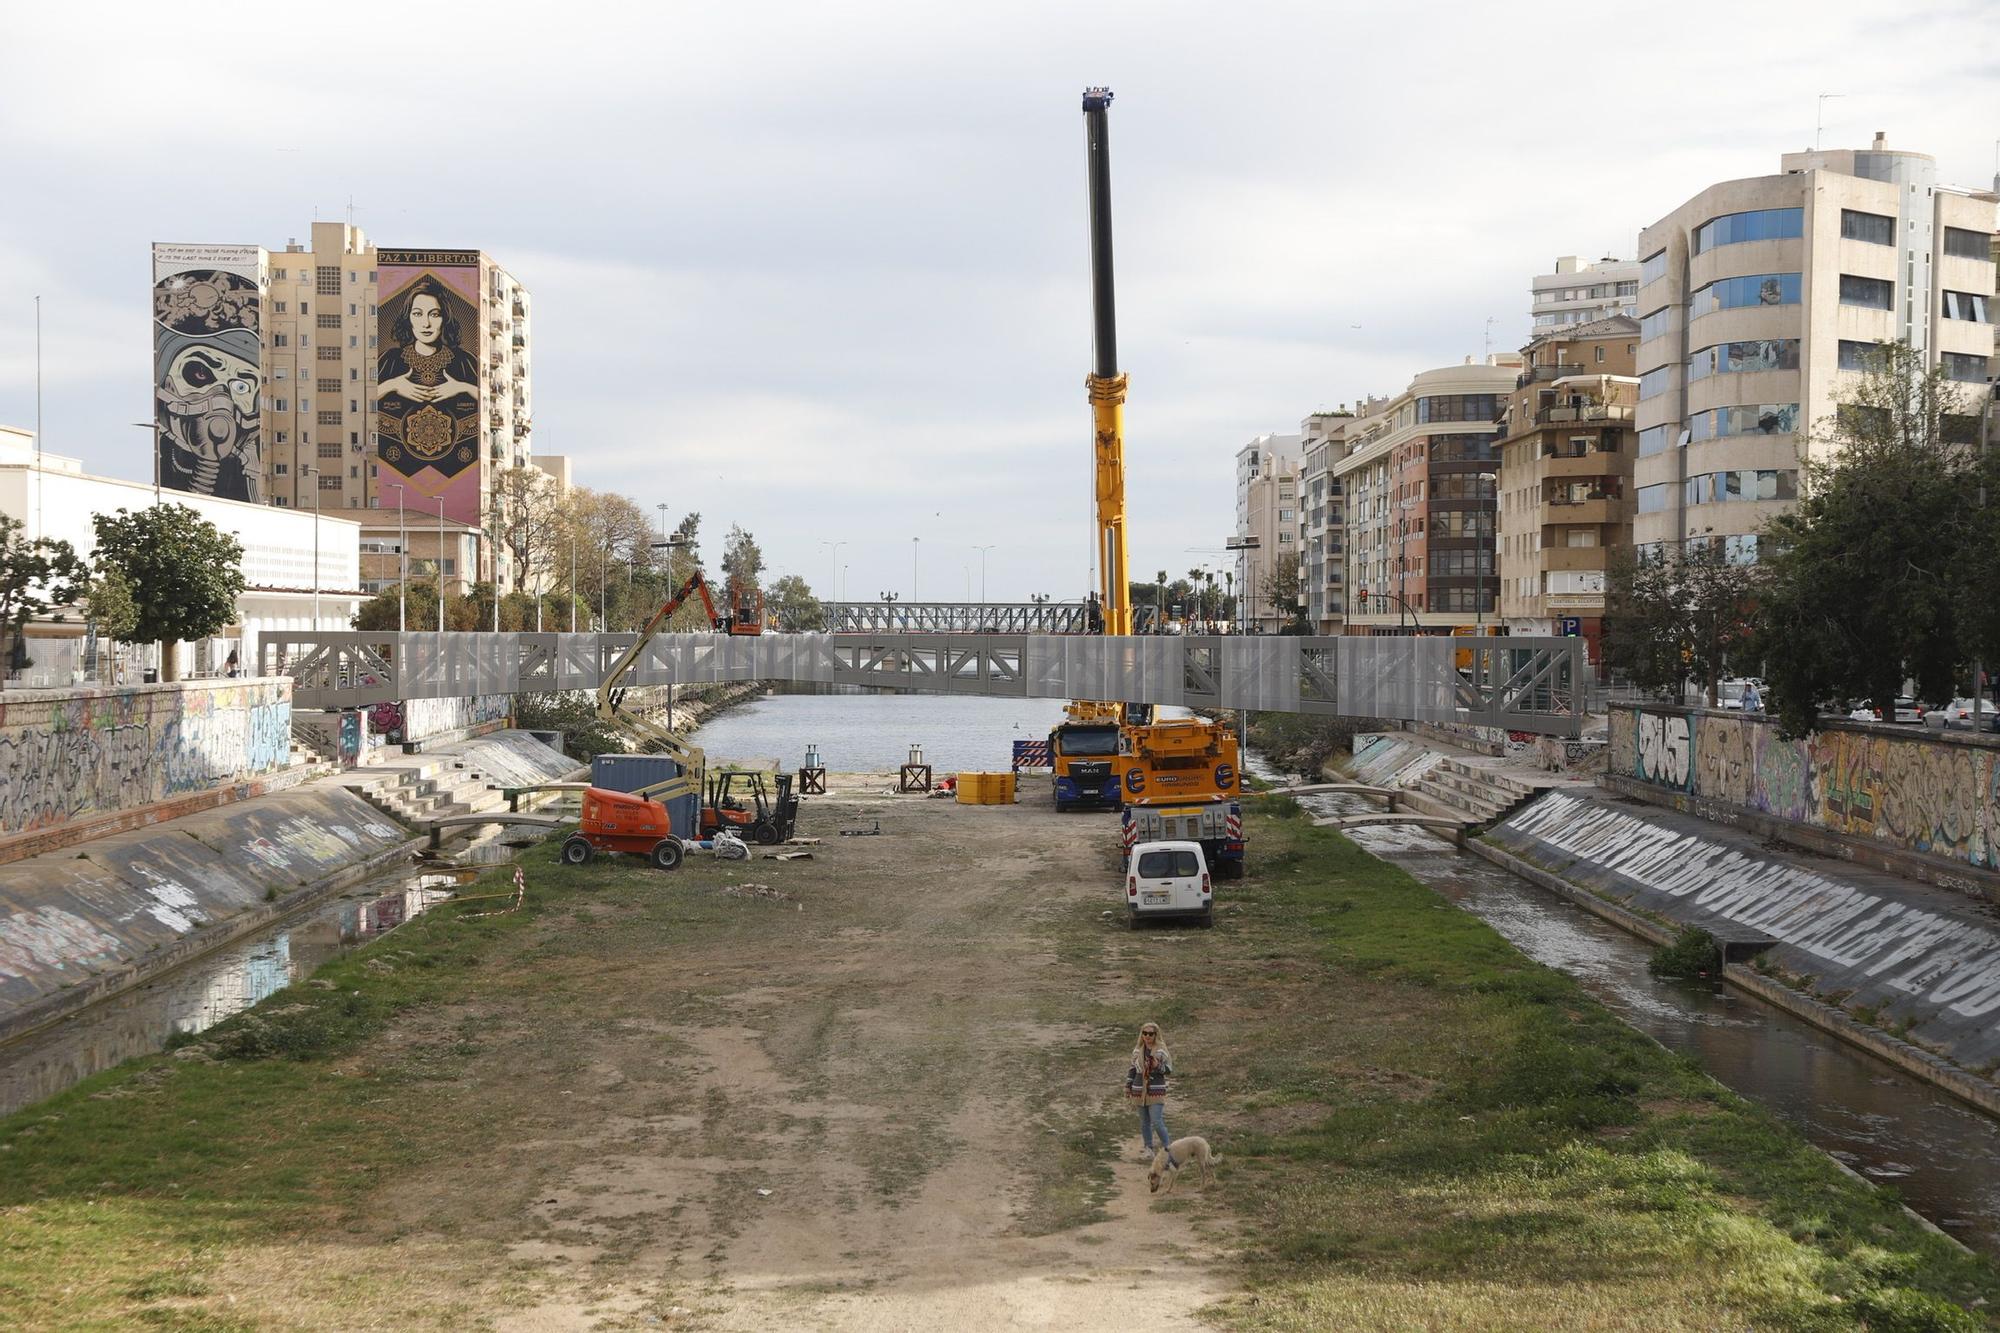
[1126,1022,1173,1158]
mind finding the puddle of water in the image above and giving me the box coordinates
[1253,754,2000,1255]
[0,863,475,1117]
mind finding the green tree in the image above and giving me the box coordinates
[1754,343,1979,735]
[91,505,244,681]
[1263,559,1306,634]
[720,524,765,599]
[765,574,826,631]
[86,568,139,641]
[0,514,89,676]
[487,466,566,613]
[1603,543,1758,707]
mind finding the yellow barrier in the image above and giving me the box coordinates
[955,772,1017,805]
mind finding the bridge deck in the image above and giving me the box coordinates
[261,632,1588,737]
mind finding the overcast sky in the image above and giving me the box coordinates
[2,1,1995,605]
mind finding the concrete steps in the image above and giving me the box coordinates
[1408,758,1541,828]
[346,757,508,826]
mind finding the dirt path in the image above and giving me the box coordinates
[407,775,1236,1329]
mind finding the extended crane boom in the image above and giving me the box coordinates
[592,570,731,804]
[1082,86,1131,637]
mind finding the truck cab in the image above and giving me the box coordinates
[1050,719,1123,812]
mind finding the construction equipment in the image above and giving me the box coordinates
[1050,708,1122,812]
[569,570,755,866]
[701,769,800,845]
[1081,87,1130,637]
[1118,717,1245,877]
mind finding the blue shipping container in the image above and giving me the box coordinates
[590,754,698,839]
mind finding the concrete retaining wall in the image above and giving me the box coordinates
[1609,704,2000,888]
[1488,790,2000,1083]
[0,680,292,845]
[400,694,511,746]
[0,784,407,1041]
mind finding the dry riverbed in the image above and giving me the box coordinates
[2,777,1995,1330]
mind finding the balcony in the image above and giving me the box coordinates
[1541,497,1626,527]
[1534,451,1619,480]
[1539,545,1611,573]
[1517,363,1591,386]
[1535,402,1634,427]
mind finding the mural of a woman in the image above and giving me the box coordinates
[375,276,482,480]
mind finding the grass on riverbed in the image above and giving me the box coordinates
[1175,794,1997,1330]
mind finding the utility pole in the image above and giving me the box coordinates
[912,536,920,602]
[300,465,322,628]
[1977,379,1994,733]
[388,482,408,632]
[436,499,447,635]
[973,545,995,604]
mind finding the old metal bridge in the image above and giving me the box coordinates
[260,631,1588,736]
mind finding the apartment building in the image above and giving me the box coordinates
[1333,357,1519,635]
[1633,135,1997,561]
[1298,402,1390,633]
[1532,256,1640,333]
[152,222,533,592]
[1495,317,1640,664]
[1232,432,1302,633]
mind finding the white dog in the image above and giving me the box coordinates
[1148,1136,1219,1195]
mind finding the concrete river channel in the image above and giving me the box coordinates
[6,691,2000,1256]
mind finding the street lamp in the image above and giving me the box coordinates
[129,422,162,504]
[820,540,845,605]
[1225,535,1260,633]
[972,544,995,604]
[299,465,322,628]
[570,528,579,633]
[912,537,920,602]
[435,498,447,635]
[387,482,408,633]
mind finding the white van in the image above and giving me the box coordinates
[1126,839,1214,928]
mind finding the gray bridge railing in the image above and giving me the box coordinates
[823,602,1095,634]
[260,632,1587,736]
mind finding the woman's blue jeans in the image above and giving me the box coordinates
[1139,1102,1168,1151]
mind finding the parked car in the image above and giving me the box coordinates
[1716,678,1766,711]
[1124,839,1214,929]
[1926,698,2000,733]
[1849,697,1925,725]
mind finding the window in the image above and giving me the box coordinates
[1840,210,1896,245]
[276,431,287,444]
[1637,484,1672,514]
[350,432,360,445]
[1415,394,1500,423]
[1637,425,1672,456]
[1277,532,1294,544]
[1838,340,1887,371]
[1638,366,1677,400]
[1685,469,1797,505]
[316,266,340,295]
[274,301,288,314]
[1689,403,1798,441]
[1639,307,1673,342]
[1688,272,1800,317]
[350,368,359,380]
[1943,227,1992,261]
[299,302,308,316]
[1279,508,1295,521]
[317,377,339,394]
[349,399,358,413]
[1641,250,1668,286]
[1942,290,1992,322]
[317,442,340,458]
[348,303,357,317]
[274,268,287,281]
[273,462,288,475]
[273,397,289,412]
[273,334,288,348]
[317,410,341,425]
[1693,208,1803,253]
[1942,352,1989,383]
[1595,346,1605,363]
[318,475,342,491]
[316,313,341,329]
[1839,274,1893,309]
[317,346,339,361]
[1616,280,1638,297]
[273,367,287,381]
[1687,338,1799,379]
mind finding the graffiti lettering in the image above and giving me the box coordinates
[1635,712,1693,790]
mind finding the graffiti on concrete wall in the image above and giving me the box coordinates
[1614,706,2000,873]
[401,694,510,743]
[0,682,292,839]
[1635,711,1694,791]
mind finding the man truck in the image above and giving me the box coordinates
[1118,717,1245,878]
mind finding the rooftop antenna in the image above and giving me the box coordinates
[1483,315,1496,360]
[1816,93,1843,150]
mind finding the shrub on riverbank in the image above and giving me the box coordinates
[1246,711,1391,780]
[1649,927,1724,981]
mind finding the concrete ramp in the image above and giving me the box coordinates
[0,785,407,1029]
[1488,790,2000,1072]
[429,730,578,792]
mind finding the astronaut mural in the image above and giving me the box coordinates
[375,250,483,525]
[152,244,266,502]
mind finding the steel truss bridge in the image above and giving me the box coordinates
[260,632,1587,736]
[822,602,1096,634]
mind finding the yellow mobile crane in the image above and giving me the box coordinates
[1082,87,1131,637]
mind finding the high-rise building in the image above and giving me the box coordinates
[1532,256,1640,333]
[1333,356,1519,634]
[154,222,534,592]
[1298,403,1387,634]
[1494,316,1641,664]
[1233,433,1301,633]
[1633,135,1997,561]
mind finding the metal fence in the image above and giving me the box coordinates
[260,631,1588,736]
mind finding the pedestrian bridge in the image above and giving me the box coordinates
[258,631,1588,736]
